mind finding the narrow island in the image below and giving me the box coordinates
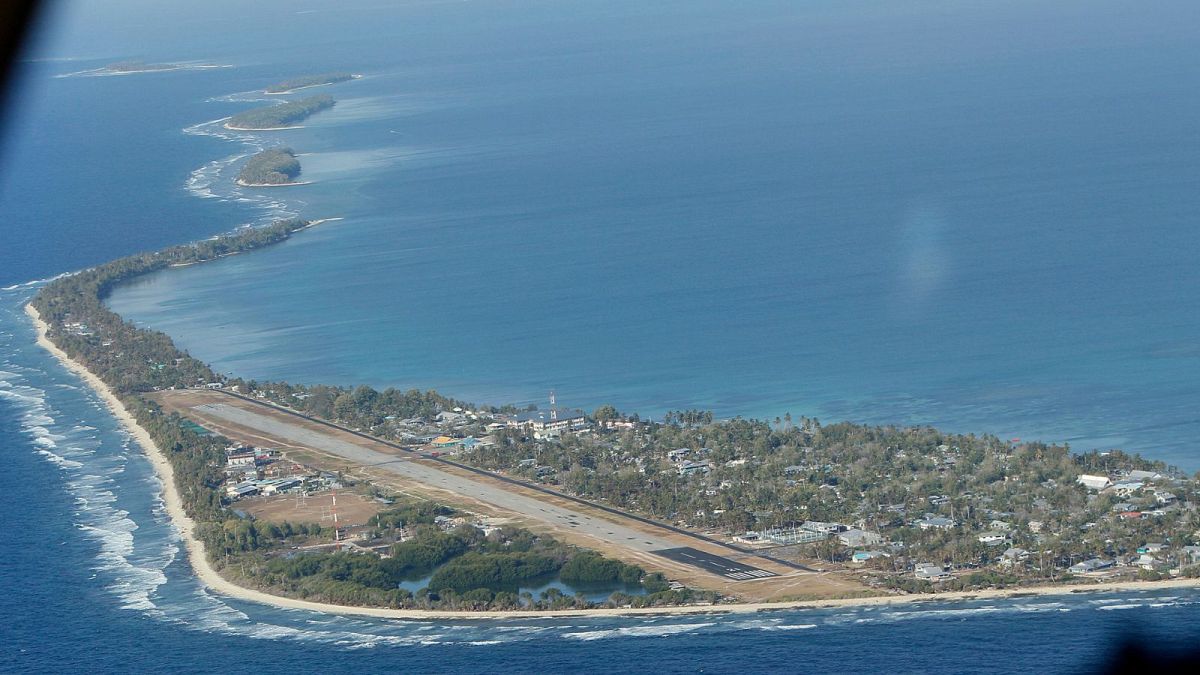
[105,60,185,73]
[26,218,1200,618]
[225,95,335,131]
[237,148,305,187]
[266,72,356,94]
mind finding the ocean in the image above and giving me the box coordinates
[2,1,1199,671]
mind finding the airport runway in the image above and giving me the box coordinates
[194,402,776,581]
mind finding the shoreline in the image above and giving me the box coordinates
[264,74,361,95]
[235,178,312,187]
[24,304,1200,620]
[224,123,305,131]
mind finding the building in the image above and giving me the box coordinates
[915,563,952,581]
[1113,480,1145,497]
[1182,546,1200,565]
[667,448,691,462]
[1068,558,1114,574]
[733,531,763,544]
[760,526,827,545]
[507,408,588,433]
[677,460,711,476]
[1077,474,1113,491]
[802,521,847,534]
[226,445,257,468]
[851,550,888,563]
[977,532,1009,546]
[915,516,956,530]
[838,529,883,547]
[1001,547,1030,563]
[1136,554,1159,570]
[225,481,259,499]
[259,477,302,495]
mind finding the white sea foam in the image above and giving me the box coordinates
[180,118,299,223]
[563,622,716,641]
[0,297,173,615]
[54,62,232,79]
[36,449,84,469]
[7,283,1192,648]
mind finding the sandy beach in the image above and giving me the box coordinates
[224,123,304,131]
[235,179,312,187]
[264,74,363,95]
[24,302,1200,620]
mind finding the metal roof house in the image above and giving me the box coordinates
[1077,474,1113,491]
[1068,558,1114,574]
[838,529,883,547]
[915,516,956,530]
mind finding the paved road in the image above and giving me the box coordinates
[654,547,778,580]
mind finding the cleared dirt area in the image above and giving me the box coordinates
[236,491,384,527]
[151,389,870,602]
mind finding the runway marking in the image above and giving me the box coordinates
[651,546,778,580]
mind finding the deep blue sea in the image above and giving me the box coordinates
[3,1,1200,672]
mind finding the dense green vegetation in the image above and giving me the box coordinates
[559,551,644,585]
[30,219,323,571]
[28,219,717,611]
[266,73,354,93]
[227,94,335,129]
[34,204,1200,606]
[427,551,559,593]
[367,501,454,533]
[458,415,1199,589]
[237,148,302,185]
[32,218,309,395]
[234,522,697,611]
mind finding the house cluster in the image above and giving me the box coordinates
[734,521,886,559]
[1076,469,1182,520]
[505,408,590,439]
[222,444,278,481]
[225,476,304,500]
[222,444,341,501]
[665,447,713,476]
[62,320,95,337]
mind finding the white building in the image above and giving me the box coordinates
[915,516,956,530]
[507,408,588,433]
[915,563,952,581]
[838,529,883,547]
[1077,474,1112,491]
[977,532,1009,546]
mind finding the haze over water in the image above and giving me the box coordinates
[85,0,1200,467]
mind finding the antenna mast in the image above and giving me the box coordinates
[332,489,340,548]
[550,390,558,421]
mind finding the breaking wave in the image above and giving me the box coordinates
[6,282,1200,649]
[54,62,232,79]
